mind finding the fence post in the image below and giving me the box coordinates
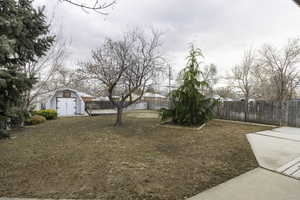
[284,101,289,126]
[297,101,300,127]
[244,100,248,122]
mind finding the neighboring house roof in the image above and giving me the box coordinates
[143,92,166,98]
[94,96,120,101]
[239,98,256,102]
[224,98,234,101]
[77,92,95,98]
[212,95,222,100]
[95,96,110,101]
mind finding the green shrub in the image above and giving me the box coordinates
[0,129,10,139]
[34,109,58,120]
[25,115,46,125]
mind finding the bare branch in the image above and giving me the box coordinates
[293,0,300,6]
[230,49,256,101]
[60,0,116,14]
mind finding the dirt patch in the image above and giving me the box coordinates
[126,110,159,119]
[0,111,272,200]
[160,121,207,131]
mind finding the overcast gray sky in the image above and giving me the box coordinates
[36,0,300,83]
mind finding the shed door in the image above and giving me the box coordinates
[57,98,76,116]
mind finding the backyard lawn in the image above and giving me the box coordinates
[0,111,272,200]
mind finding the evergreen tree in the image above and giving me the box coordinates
[0,0,54,138]
[160,46,217,126]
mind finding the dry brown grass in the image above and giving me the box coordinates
[0,111,272,200]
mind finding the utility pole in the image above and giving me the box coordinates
[168,64,172,94]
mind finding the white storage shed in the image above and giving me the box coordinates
[46,88,86,116]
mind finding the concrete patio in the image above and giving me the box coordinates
[247,127,300,179]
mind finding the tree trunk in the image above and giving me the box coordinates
[0,120,9,139]
[115,107,123,126]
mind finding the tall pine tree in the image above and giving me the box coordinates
[0,0,54,138]
[160,46,217,126]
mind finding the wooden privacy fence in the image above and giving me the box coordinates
[148,100,169,110]
[215,100,300,127]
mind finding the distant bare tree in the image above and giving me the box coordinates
[48,66,101,96]
[258,39,300,102]
[49,66,77,88]
[177,62,217,96]
[201,64,218,96]
[60,0,116,14]
[229,49,256,121]
[79,29,164,126]
[22,35,68,111]
[214,86,237,99]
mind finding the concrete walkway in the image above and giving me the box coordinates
[188,126,300,200]
[188,168,300,200]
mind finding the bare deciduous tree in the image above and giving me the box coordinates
[79,29,164,126]
[258,39,300,102]
[256,39,300,125]
[229,49,256,121]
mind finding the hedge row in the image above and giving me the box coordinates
[33,109,58,120]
